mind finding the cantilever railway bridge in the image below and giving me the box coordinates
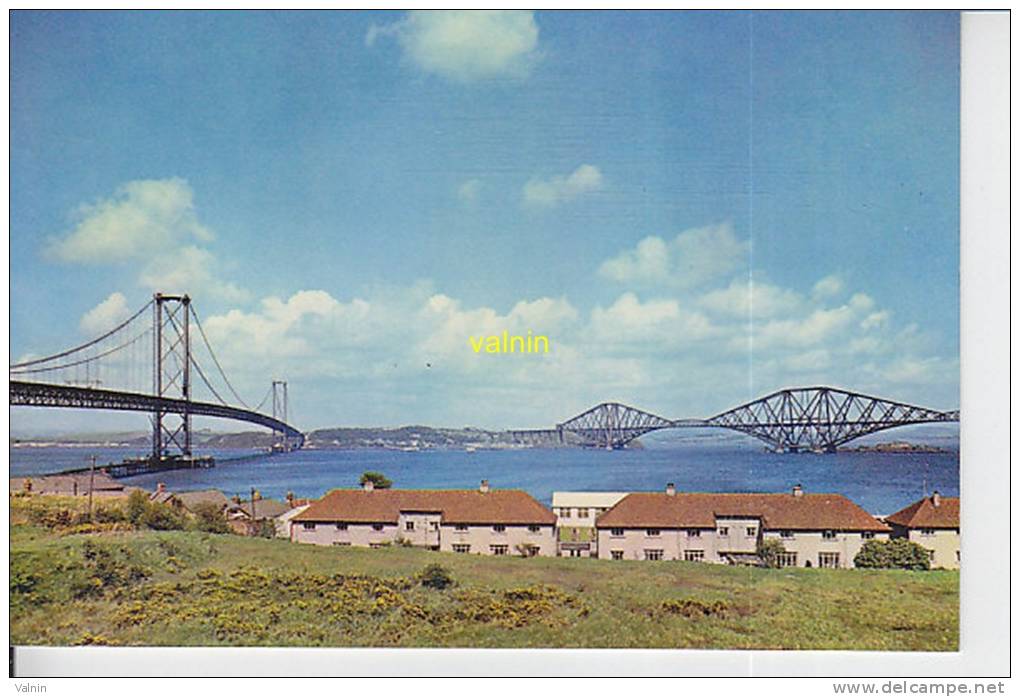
[510,387,959,452]
[9,293,304,460]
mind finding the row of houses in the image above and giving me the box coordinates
[288,479,960,569]
[11,471,959,569]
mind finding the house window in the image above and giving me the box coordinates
[493,524,506,533]
[644,549,664,561]
[920,528,935,537]
[528,525,541,533]
[780,530,794,539]
[777,552,798,568]
[454,524,469,532]
[561,508,572,518]
[611,528,624,537]
[335,523,348,531]
[568,549,582,558]
[453,544,471,554]
[861,531,875,539]
[302,522,315,530]
[430,521,439,531]
[718,526,729,537]
[490,545,509,556]
[822,530,837,539]
[927,549,936,561]
[956,550,960,562]
[686,529,701,538]
[578,508,589,518]
[371,523,384,532]
[646,528,660,537]
[610,550,624,560]
[746,526,758,537]
[683,550,705,562]
[405,521,415,531]
[332,541,351,547]
[818,552,840,568]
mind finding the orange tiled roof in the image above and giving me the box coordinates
[293,488,556,525]
[595,492,890,532]
[885,495,959,529]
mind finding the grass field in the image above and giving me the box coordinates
[10,496,959,650]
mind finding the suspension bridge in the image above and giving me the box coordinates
[10,293,304,473]
[510,387,959,452]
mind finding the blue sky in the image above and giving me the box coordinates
[10,11,960,433]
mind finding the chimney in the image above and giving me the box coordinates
[665,482,676,497]
[792,484,803,498]
[362,479,374,492]
[479,479,490,494]
[932,491,941,507]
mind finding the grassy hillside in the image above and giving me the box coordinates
[10,498,958,650]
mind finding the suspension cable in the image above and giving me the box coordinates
[10,327,152,376]
[10,299,153,369]
[189,306,252,410]
[252,384,274,413]
[189,355,229,406]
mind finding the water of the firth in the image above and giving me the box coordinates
[10,429,959,516]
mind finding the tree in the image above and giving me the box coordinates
[191,502,230,534]
[359,471,393,489]
[854,538,931,570]
[757,539,787,568]
[139,502,187,531]
[126,490,148,525]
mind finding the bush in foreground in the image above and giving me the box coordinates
[854,538,931,570]
[418,563,455,590]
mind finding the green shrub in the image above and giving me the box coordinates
[139,502,187,531]
[418,563,455,590]
[757,539,787,568]
[854,538,931,570]
[191,503,230,534]
[359,471,392,489]
[92,505,126,524]
[126,490,148,525]
[255,519,276,539]
[71,540,149,598]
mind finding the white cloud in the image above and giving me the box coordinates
[457,178,482,203]
[79,292,131,335]
[587,292,716,351]
[138,246,249,303]
[754,293,875,350]
[812,274,845,299]
[48,178,211,264]
[599,222,748,290]
[368,11,540,82]
[45,178,249,303]
[699,278,804,319]
[523,164,603,207]
[860,310,890,331]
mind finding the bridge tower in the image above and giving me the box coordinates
[152,293,192,460]
[272,380,289,450]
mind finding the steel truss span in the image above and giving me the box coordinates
[545,387,959,451]
[10,381,304,447]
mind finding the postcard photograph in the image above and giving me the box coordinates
[10,10,961,655]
